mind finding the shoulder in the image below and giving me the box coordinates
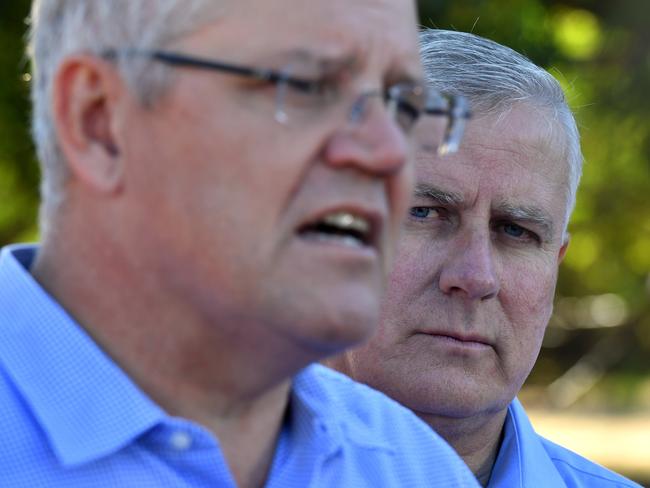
[296,364,478,486]
[300,364,432,442]
[539,436,642,488]
[508,399,640,487]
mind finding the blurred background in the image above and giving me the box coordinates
[1,0,648,483]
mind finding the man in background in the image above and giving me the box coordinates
[0,3,477,487]
[329,29,639,487]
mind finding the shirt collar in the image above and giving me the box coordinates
[291,364,394,454]
[288,365,345,458]
[489,398,566,487]
[264,364,395,484]
[0,244,165,467]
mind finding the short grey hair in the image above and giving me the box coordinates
[420,29,583,233]
[28,0,222,229]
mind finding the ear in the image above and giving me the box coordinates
[558,233,570,263]
[53,54,127,194]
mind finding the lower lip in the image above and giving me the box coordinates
[296,233,379,260]
[417,333,491,351]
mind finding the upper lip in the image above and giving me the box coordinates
[296,204,385,249]
[417,329,493,346]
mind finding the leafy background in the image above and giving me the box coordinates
[1,0,648,481]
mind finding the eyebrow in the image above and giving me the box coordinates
[274,48,359,74]
[413,184,464,206]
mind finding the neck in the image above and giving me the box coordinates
[31,223,313,488]
[418,409,508,487]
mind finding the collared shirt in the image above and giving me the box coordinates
[0,244,478,488]
[489,398,641,487]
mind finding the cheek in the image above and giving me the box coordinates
[501,259,558,351]
[518,262,556,313]
[350,309,413,391]
[382,243,425,309]
[380,160,416,267]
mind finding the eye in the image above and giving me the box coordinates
[409,207,440,219]
[503,223,525,238]
[285,76,338,100]
[285,77,323,94]
[497,222,540,244]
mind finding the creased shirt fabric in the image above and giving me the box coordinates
[0,244,478,488]
[489,398,641,487]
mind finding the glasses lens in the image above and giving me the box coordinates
[272,71,469,158]
[386,84,427,133]
[404,87,455,154]
[273,61,338,125]
[411,92,471,156]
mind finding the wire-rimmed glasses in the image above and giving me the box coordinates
[103,49,471,155]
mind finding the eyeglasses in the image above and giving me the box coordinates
[103,49,470,155]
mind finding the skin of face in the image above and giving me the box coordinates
[111,0,423,357]
[336,102,571,425]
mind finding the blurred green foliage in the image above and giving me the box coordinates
[0,1,39,244]
[1,1,648,404]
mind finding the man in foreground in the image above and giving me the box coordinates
[329,29,639,487]
[0,3,477,487]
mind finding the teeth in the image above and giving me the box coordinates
[298,211,374,248]
[321,212,370,236]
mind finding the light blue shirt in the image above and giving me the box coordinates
[489,398,641,487]
[0,244,478,487]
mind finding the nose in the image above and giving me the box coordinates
[322,92,410,176]
[439,232,500,300]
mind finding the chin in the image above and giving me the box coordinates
[426,384,511,420]
[319,313,379,353]
[260,280,383,357]
[294,305,381,357]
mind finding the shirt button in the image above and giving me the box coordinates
[169,431,193,451]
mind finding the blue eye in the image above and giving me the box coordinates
[503,223,525,238]
[410,207,433,219]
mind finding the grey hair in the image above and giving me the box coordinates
[420,29,583,234]
[28,0,222,231]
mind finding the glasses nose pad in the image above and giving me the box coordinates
[274,72,291,124]
[347,90,387,128]
[439,96,470,155]
[348,93,371,125]
[274,89,289,124]
[439,123,461,156]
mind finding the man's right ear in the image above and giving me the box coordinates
[52,54,127,194]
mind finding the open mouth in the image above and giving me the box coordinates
[298,211,375,249]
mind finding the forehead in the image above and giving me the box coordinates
[181,0,421,74]
[416,104,570,221]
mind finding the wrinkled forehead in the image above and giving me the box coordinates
[470,104,571,182]
[186,0,422,75]
[415,103,573,232]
